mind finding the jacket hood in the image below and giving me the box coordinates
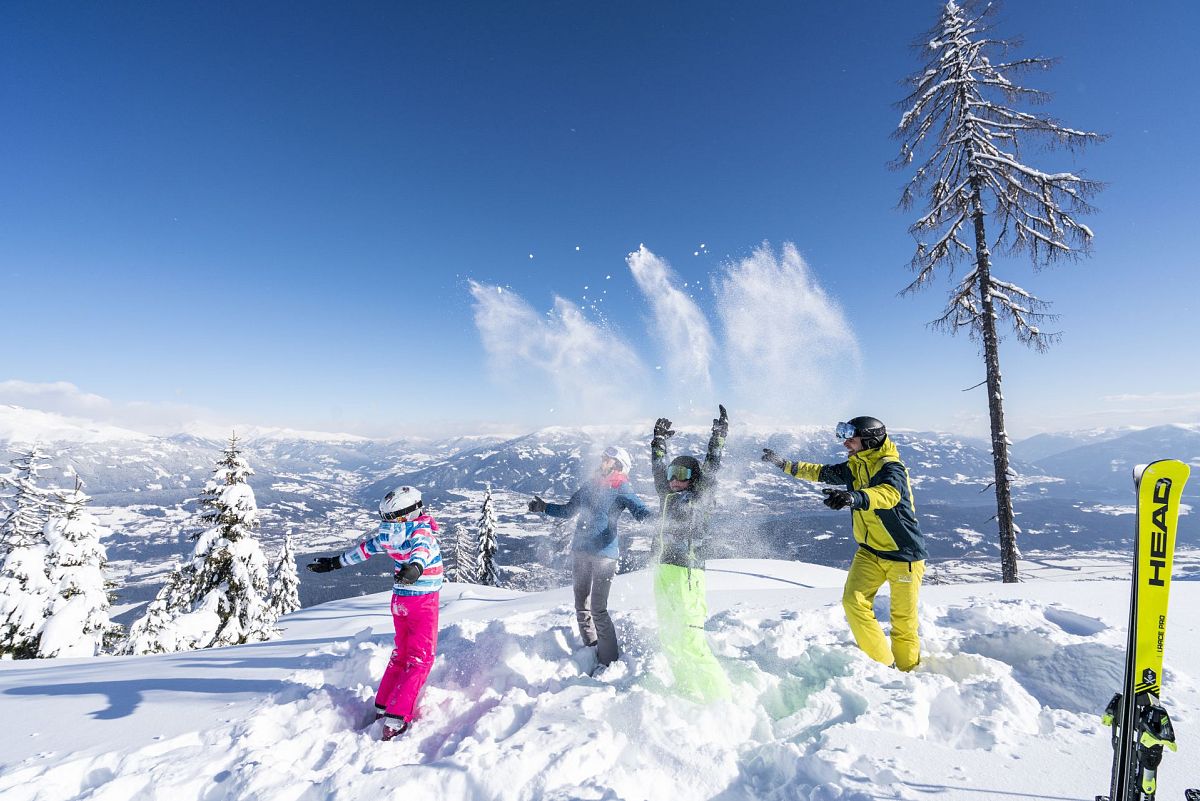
[851,435,899,470]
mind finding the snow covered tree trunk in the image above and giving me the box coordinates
[270,532,302,617]
[476,490,499,587]
[969,175,1020,583]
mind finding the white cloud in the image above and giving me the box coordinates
[627,245,715,398]
[0,380,222,436]
[468,281,647,423]
[714,242,863,421]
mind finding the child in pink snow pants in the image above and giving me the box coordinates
[307,485,443,741]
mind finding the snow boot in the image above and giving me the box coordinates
[380,715,409,741]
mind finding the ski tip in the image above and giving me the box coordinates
[1132,463,1149,483]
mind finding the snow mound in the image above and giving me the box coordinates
[0,561,1196,801]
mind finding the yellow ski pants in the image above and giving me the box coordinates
[654,564,731,702]
[842,548,925,671]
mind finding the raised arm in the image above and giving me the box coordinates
[650,417,674,497]
[703,404,728,475]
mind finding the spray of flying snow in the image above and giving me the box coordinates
[715,242,862,421]
[469,281,646,422]
[627,245,716,405]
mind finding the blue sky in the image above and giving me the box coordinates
[2,2,1197,439]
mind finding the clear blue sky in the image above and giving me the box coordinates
[2,2,1196,439]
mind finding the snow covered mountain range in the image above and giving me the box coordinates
[2,405,1197,608]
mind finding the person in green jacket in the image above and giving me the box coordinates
[649,405,731,702]
[762,416,929,671]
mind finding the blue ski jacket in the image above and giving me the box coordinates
[543,473,653,560]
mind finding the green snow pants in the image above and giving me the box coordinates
[653,564,730,702]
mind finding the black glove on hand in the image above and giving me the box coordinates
[396,562,424,585]
[711,404,729,440]
[762,448,786,468]
[306,556,342,573]
[822,488,860,511]
[528,495,547,513]
[653,418,675,439]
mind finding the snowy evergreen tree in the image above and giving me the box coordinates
[0,447,60,658]
[269,531,302,617]
[0,446,57,553]
[39,480,122,657]
[122,563,193,655]
[892,0,1102,582]
[124,434,279,654]
[439,523,459,582]
[452,523,477,584]
[476,488,499,587]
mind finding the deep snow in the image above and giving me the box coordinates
[1,559,1197,801]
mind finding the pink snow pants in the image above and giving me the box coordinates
[375,592,440,721]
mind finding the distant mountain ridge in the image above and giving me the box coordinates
[2,404,1196,602]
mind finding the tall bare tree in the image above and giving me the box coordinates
[893,1,1102,582]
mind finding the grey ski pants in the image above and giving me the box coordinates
[573,552,619,666]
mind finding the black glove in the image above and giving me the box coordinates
[306,556,342,573]
[711,404,728,440]
[762,448,786,468]
[653,418,675,439]
[396,562,424,585]
[528,495,547,513]
[822,488,861,511]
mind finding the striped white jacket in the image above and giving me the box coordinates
[338,515,443,596]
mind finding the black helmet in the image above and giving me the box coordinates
[836,416,887,450]
[667,455,702,484]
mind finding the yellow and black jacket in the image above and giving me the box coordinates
[782,437,928,563]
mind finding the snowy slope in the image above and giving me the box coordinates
[1,559,1197,801]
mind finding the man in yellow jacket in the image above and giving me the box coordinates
[762,416,928,671]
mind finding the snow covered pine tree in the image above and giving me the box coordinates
[476,488,499,587]
[269,531,302,617]
[0,446,60,658]
[893,0,1102,582]
[38,479,122,657]
[124,434,279,654]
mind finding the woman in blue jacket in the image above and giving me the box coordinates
[528,445,652,666]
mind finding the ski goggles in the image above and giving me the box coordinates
[667,465,694,481]
[835,421,858,441]
[380,501,423,522]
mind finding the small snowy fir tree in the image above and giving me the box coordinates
[476,488,499,587]
[0,446,57,553]
[439,523,458,582]
[124,434,279,654]
[39,479,122,658]
[122,563,192,655]
[0,447,61,658]
[269,531,302,617]
[893,0,1101,582]
[452,523,477,584]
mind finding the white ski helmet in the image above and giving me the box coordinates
[601,445,632,473]
[379,486,423,521]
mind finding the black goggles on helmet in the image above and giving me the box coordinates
[380,500,423,522]
[667,465,693,481]
[835,421,858,441]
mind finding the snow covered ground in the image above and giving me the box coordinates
[1,558,1197,801]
